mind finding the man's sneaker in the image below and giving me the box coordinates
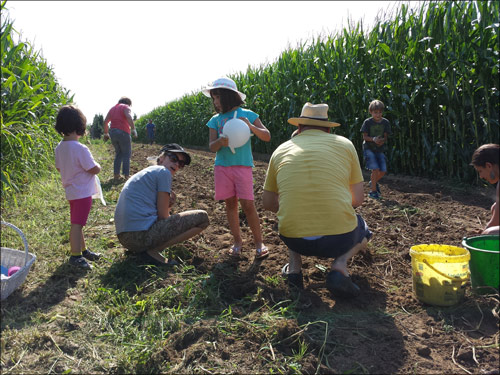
[69,256,92,269]
[82,249,102,261]
[369,191,380,199]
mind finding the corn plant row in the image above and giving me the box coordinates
[1,2,73,204]
[136,0,498,183]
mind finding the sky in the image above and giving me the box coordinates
[5,1,419,122]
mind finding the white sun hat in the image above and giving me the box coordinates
[202,77,246,101]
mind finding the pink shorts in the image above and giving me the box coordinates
[214,166,254,201]
[69,196,93,226]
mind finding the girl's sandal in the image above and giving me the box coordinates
[255,246,269,259]
[228,245,242,257]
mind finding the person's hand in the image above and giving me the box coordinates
[169,191,176,207]
[219,135,229,147]
[239,117,252,128]
[374,136,384,146]
[132,129,138,138]
[103,133,110,142]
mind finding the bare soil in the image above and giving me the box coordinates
[3,142,498,374]
[124,144,499,374]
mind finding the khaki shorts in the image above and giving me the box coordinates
[117,210,209,253]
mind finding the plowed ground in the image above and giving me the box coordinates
[124,143,499,374]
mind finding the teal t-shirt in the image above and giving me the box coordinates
[206,108,258,167]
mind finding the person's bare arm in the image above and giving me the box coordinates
[103,111,111,140]
[87,164,101,175]
[350,182,364,208]
[124,107,137,136]
[240,117,271,142]
[263,190,279,213]
[209,128,228,152]
[157,191,171,220]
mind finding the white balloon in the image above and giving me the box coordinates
[222,111,252,153]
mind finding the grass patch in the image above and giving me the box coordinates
[0,141,318,373]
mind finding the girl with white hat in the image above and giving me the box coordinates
[202,77,271,259]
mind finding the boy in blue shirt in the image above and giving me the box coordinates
[360,100,392,199]
[146,119,156,145]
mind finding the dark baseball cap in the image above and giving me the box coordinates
[161,143,191,166]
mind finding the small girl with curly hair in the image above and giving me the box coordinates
[55,105,102,269]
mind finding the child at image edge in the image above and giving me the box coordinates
[55,105,103,269]
[203,77,271,259]
[360,100,392,199]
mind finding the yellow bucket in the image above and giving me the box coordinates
[409,244,470,306]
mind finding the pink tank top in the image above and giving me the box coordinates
[108,103,130,133]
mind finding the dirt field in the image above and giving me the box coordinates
[118,143,498,374]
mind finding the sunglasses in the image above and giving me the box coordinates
[166,153,186,168]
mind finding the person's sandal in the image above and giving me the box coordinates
[255,246,269,259]
[281,263,304,289]
[228,245,242,257]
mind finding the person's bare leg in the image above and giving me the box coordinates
[330,238,368,277]
[225,197,243,250]
[240,199,263,249]
[80,230,87,252]
[69,224,83,256]
[288,250,302,274]
[370,170,378,192]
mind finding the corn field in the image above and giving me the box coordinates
[137,0,499,183]
[1,1,73,204]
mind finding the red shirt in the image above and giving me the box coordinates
[107,103,131,134]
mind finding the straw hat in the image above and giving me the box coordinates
[288,102,340,127]
[202,77,246,101]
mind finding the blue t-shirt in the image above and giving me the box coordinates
[206,108,258,167]
[114,166,172,234]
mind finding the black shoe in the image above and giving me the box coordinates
[282,263,304,289]
[82,249,102,261]
[326,270,360,298]
[139,252,179,267]
[69,255,92,269]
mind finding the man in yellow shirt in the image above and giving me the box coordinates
[263,103,372,298]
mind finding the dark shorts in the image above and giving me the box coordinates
[117,210,209,253]
[279,215,372,258]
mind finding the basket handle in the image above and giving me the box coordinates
[423,259,469,282]
[1,221,29,265]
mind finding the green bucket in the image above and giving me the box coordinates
[462,235,499,294]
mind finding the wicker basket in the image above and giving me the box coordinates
[1,222,36,300]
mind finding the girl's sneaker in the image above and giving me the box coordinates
[369,191,380,199]
[82,249,102,261]
[69,255,92,269]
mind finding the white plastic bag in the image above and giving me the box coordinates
[92,175,106,206]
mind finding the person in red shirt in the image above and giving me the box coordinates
[103,97,138,180]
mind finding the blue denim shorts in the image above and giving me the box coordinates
[364,149,387,172]
[279,215,372,258]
